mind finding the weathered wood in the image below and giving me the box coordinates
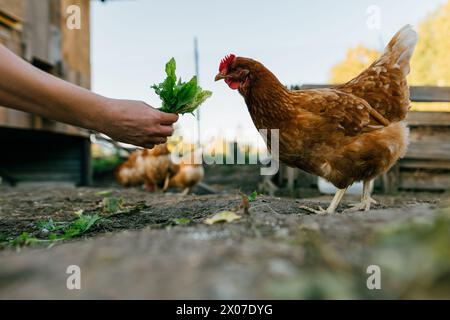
[409,86,450,102]
[61,0,91,89]
[400,171,450,191]
[382,164,399,194]
[406,112,450,126]
[300,85,450,103]
[400,159,450,170]
[0,0,91,137]
[25,0,52,65]
[406,141,450,161]
[0,0,25,21]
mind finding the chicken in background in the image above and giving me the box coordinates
[166,152,205,195]
[142,143,176,191]
[115,149,146,187]
[215,25,418,214]
[115,144,174,191]
[115,144,204,194]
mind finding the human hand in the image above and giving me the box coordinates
[99,98,179,148]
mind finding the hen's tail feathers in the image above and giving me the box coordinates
[379,24,418,77]
[337,25,418,122]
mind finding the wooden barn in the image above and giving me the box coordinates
[270,85,450,194]
[0,0,92,186]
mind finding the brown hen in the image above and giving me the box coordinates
[116,144,176,191]
[215,25,418,213]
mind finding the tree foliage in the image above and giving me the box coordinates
[330,0,450,86]
[330,45,380,84]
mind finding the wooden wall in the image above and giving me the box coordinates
[0,0,91,136]
[0,0,92,185]
[61,0,91,89]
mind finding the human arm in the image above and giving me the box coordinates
[0,44,178,148]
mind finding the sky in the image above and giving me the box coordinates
[91,0,447,144]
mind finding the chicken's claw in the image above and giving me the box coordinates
[343,197,377,213]
[299,205,331,215]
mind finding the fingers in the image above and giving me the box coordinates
[148,136,168,145]
[158,125,175,137]
[143,143,155,149]
[159,111,179,125]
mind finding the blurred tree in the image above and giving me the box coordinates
[330,0,450,86]
[409,0,450,86]
[330,45,380,84]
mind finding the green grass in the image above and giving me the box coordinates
[92,154,122,174]
[3,212,104,249]
[1,195,151,249]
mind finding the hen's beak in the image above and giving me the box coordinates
[214,73,226,81]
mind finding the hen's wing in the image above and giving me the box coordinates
[336,25,418,122]
[293,89,389,137]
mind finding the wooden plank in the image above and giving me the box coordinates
[300,85,450,103]
[0,0,25,21]
[409,127,450,140]
[410,86,450,102]
[382,164,399,194]
[406,112,450,126]
[61,0,91,89]
[24,0,51,64]
[400,171,450,191]
[400,159,450,170]
[406,141,450,160]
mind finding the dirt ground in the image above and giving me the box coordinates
[0,186,449,299]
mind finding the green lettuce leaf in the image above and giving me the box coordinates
[152,58,212,115]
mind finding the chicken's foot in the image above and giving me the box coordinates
[299,188,347,214]
[344,180,376,213]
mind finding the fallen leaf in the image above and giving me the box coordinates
[95,190,113,196]
[204,211,241,225]
[171,217,191,225]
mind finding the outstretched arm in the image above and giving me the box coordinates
[0,44,178,148]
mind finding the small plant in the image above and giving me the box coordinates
[62,214,102,238]
[9,232,47,247]
[2,212,104,249]
[247,191,258,202]
[102,197,125,214]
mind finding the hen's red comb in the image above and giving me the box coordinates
[219,54,236,72]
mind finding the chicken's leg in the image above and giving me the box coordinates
[344,180,377,213]
[180,188,190,196]
[300,188,347,214]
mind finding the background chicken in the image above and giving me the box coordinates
[116,144,204,194]
[115,149,146,187]
[215,25,418,214]
[115,144,175,191]
[142,143,175,191]
[167,152,205,195]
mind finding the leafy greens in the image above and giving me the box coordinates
[152,58,212,115]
